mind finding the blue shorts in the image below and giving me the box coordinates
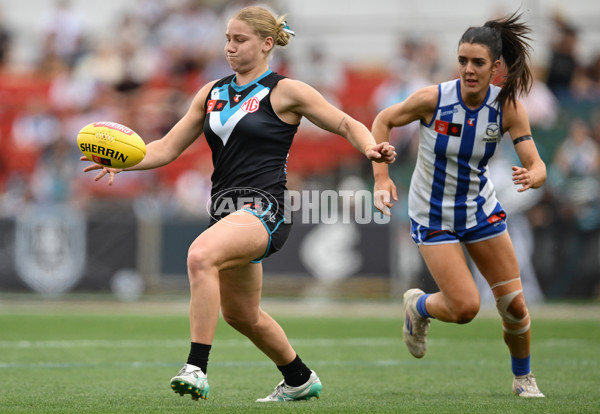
[410,206,507,246]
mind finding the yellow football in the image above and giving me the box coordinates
[77,121,146,169]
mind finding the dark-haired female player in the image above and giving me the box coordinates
[371,12,546,397]
[83,5,395,403]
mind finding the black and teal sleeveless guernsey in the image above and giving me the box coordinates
[204,69,298,202]
[203,69,298,260]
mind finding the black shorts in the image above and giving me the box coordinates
[209,189,291,263]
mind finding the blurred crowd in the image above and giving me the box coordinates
[0,0,598,237]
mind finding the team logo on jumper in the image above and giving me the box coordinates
[207,99,228,113]
[241,97,260,113]
[434,120,462,137]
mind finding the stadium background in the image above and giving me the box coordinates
[0,0,599,302]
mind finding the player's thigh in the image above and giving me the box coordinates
[190,211,270,270]
[219,263,264,323]
[465,231,520,286]
[418,242,478,299]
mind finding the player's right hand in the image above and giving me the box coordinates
[80,156,122,186]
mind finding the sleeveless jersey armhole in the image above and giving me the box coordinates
[266,77,301,128]
[421,83,442,128]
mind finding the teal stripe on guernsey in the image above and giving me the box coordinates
[217,69,273,125]
[231,68,272,92]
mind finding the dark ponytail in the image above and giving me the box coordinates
[459,12,533,107]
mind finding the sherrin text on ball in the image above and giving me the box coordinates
[77,121,146,169]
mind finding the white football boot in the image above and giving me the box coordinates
[170,364,209,400]
[402,288,431,358]
[256,370,322,402]
[513,373,545,398]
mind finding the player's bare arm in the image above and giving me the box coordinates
[372,85,439,140]
[502,99,547,192]
[271,78,396,163]
[83,81,216,185]
[370,86,438,214]
[133,81,217,170]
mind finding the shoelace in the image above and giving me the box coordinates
[267,382,285,399]
[522,376,537,390]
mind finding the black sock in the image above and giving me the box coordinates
[186,342,211,373]
[277,354,312,387]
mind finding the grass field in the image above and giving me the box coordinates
[0,296,599,413]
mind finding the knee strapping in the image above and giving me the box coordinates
[495,288,530,335]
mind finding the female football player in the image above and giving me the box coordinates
[83,5,395,402]
[371,12,546,397]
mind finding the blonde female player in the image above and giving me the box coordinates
[371,12,546,397]
[83,6,396,402]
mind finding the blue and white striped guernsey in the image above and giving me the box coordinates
[408,79,504,231]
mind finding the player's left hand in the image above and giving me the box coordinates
[512,166,534,192]
[366,142,397,164]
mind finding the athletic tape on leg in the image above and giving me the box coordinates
[496,289,528,323]
[490,277,520,290]
[503,321,530,335]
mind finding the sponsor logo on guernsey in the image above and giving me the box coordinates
[440,107,459,116]
[483,123,500,142]
[93,122,134,135]
[207,99,228,113]
[241,97,260,113]
[467,118,475,127]
[434,120,462,137]
[233,94,241,103]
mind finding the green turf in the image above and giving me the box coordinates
[0,302,599,413]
